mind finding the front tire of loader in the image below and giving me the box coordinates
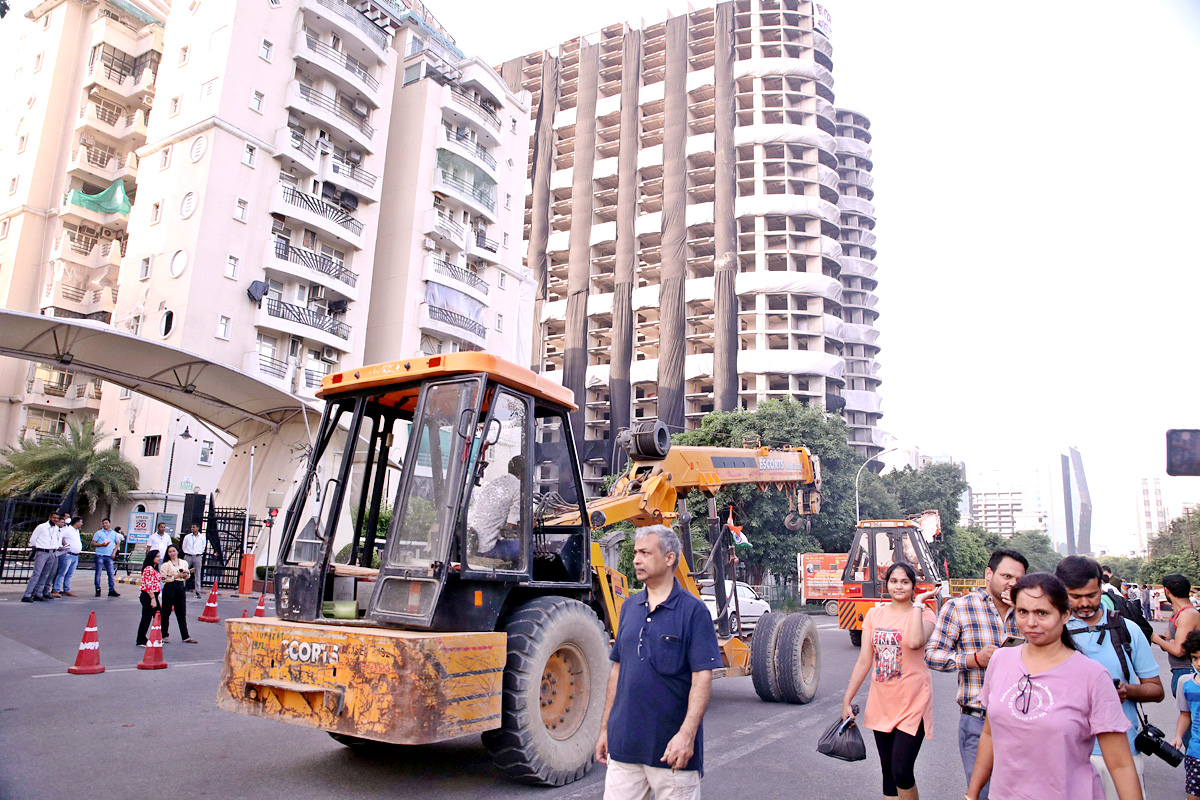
[776,613,820,704]
[750,612,787,703]
[482,597,609,786]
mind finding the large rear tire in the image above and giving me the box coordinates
[776,613,820,704]
[750,612,786,702]
[849,629,862,647]
[482,597,609,786]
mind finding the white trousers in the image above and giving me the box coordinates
[603,759,701,800]
[1089,752,1145,800]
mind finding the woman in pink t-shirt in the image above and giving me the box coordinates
[967,572,1142,800]
[842,562,938,800]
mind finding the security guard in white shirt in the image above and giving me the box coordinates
[22,512,63,602]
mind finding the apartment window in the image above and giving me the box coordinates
[242,144,256,167]
[42,11,52,28]
[498,272,506,290]
[225,255,239,279]
[179,46,189,66]
[7,177,16,195]
[250,91,264,113]
[495,313,503,332]
[0,219,8,239]
[503,232,509,247]
[143,435,162,457]
[119,386,131,399]
[198,439,214,465]
[34,53,44,73]
[170,96,181,116]
[139,257,151,280]
[505,194,511,209]
[160,146,172,170]
[510,117,517,133]
[130,315,142,336]
[234,198,248,222]
[17,134,27,154]
[112,437,121,452]
[269,0,281,6]
[215,315,231,339]
[260,40,273,61]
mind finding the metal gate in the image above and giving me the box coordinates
[199,507,261,590]
[0,491,65,584]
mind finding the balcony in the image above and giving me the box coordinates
[60,190,129,231]
[41,280,117,322]
[419,302,487,347]
[260,298,351,351]
[432,168,497,222]
[465,230,501,266]
[444,129,496,171]
[423,255,489,304]
[449,87,501,133]
[286,80,374,153]
[25,375,103,413]
[302,0,389,61]
[327,154,380,202]
[424,208,466,251]
[265,239,360,301]
[274,127,320,176]
[67,146,138,187]
[49,232,124,272]
[295,30,381,104]
[272,183,364,250]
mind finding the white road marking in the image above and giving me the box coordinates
[31,660,219,678]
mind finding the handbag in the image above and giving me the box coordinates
[816,705,867,762]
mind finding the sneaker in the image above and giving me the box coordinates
[108,591,121,597]
[96,589,102,597]
[21,597,33,603]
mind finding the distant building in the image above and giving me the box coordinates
[1134,477,1169,555]
[970,488,1024,537]
[1050,447,1092,555]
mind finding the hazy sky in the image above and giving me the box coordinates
[434,0,1200,552]
[4,1,1197,552]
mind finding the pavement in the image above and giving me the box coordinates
[0,576,1186,799]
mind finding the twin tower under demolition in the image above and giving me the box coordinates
[495,1,883,488]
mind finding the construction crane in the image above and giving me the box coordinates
[217,353,824,786]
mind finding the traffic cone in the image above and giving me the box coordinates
[67,611,105,675]
[241,609,248,618]
[137,611,168,670]
[197,582,221,623]
[253,593,266,617]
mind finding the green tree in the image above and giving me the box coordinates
[1003,531,1061,573]
[1140,553,1200,586]
[879,462,970,531]
[0,418,138,513]
[857,471,903,521]
[1098,555,1148,585]
[673,399,860,581]
[938,526,989,578]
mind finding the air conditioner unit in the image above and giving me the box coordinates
[320,347,338,363]
[351,99,368,117]
[309,285,326,301]
[422,238,436,250]
[99,228,115,239]
[346,151,363,165]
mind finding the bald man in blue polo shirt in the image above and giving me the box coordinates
[596,524,722,799]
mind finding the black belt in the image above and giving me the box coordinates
[960,706,986,719]
[34,547,56,552]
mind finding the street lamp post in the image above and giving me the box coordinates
[855,446,899,523]
[163,419,192,513]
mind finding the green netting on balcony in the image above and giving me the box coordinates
[66,181,131,217]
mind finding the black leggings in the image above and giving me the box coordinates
[161,582,190,639]
[873,720,925,795]
[137,591,160,645]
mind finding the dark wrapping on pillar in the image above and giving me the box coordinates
[713,2,739,412]
[498,58,523,95]
[609,29,642,470]
[528,54,558,307]
[657,16,688,434]
[563,42,600,446]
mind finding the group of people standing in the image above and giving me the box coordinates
[21,511,124,601]
[135,544,198,646]
[843,548,1200,800]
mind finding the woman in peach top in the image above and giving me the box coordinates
[842,562,939,800]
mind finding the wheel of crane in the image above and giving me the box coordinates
[849,628,862,647]
[750,611,787,703]
[483,597,609,786]
[776,613,821,704]
[824,599,839,617]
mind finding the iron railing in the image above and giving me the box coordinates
[258,353,289,379]
[279,184,363,236]
[445,130,496,169]
[273,240,359,287]
[330,154,378,189]
[286,130,318,159]
[473,232,499,252]
[266,298,350,339]
[304,370,327,388]
[297,84,374,138]
[432,258,488,295]
[437,170,496,212]
[434,213,464,240]
[304,35,380,91]
[312,0,387,50]
[449,87,501,132]
[427,305,486,338]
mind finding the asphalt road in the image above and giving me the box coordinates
[0,576,1184,799]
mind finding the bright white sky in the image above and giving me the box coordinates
[5,0,1198,552]
[436,0,1200,553]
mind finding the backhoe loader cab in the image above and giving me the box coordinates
[274,353,595,632]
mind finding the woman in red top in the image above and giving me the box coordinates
[136,549,162,647]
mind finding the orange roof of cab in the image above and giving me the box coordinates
[316,353,578,411]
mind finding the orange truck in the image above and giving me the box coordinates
[798,552,848,616]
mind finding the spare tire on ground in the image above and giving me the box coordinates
[750,612,787,702]
[776,613,820,704]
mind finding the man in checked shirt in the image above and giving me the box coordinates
[926,549,1028,800]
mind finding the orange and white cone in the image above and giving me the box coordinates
[137,611,168,670]
[241,609,248,618]
[197,581,220,623]
[253,593,266,617]
[68,611,105,675]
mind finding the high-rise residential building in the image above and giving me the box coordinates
[1,0,532,524]
[1135,477,1169,555]
[970,488,1024,537]
[495,0,884,491]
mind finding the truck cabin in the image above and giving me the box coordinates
[842,521,940,599]
[273,354,593,632]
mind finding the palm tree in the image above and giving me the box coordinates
[0,418,139,513]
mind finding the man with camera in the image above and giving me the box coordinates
[1057,556,1166,799]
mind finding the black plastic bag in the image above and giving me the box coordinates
[816,706,867,762]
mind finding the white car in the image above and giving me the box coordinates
[699,581,772,635]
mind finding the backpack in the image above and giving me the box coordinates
[1069,611,1139,683]
[1104,587,1155,643]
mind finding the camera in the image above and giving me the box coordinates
[1135,722,1184,768]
